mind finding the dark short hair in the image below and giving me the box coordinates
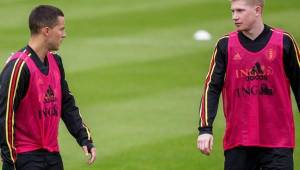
[29,5,64,35]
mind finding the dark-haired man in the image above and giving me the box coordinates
[0,5,96,170]
[197,0,299,169]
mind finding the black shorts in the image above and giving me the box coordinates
[224,146,293,170]
[14,149,64,170]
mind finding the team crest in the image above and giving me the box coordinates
[266,48,276,61]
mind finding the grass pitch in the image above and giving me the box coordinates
[0,0,299,169]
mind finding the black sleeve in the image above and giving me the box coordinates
[283,34,300,111]
[0,59,29,166]
[53,54,94,150]
[198,36,228,135]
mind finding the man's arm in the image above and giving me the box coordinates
[198,36,228,134]
[197,36,228,155]
[54,55,96,164]
[0,58,28,168]
[283,33,300,111]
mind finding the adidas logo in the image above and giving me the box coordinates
[250,62,264,75]
[246,62,268,81]
[44,85,56,103]
[233,53,242,60]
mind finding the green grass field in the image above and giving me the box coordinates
[0,0,300,169]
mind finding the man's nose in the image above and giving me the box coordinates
[232,12,238,21]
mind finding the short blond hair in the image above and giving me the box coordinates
[231,0,264,8]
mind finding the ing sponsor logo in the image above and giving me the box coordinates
[234,83,273,97]
[235,62,273,81]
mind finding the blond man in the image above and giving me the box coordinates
[197,0,300,169]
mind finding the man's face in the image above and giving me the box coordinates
[47,16,66,51]
[231,0,259,32]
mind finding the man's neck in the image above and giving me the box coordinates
[242,22,265,40]
[28,37,48,63]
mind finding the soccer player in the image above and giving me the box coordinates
[197,0,300,169]
[0,5,96,170]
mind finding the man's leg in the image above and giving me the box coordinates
[15,151,45,170]
[259,148,293,170]
[2,160,15,170]
[45,152,64,170]
[224,146,260,170]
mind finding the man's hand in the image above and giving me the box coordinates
[197,134,213,155]
[82,146,96,165]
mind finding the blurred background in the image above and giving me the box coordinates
[0,0,299,169]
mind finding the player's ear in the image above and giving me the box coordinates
[255,5,262,16]
[40,27,50,36]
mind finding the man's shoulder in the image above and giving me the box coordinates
[50,51,62,59]
[50,52,64,70]
[269,27,298,47]
[215,34,229,51]
[269,26,294,40]
[2,50,28,70]
[217,35,229,44]
[281,31,296,43]
[50,52,63,63]
[1,58,18,75]
[0,55,28,80]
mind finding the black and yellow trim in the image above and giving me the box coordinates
[5,58,26,163]
[199,35,229,127]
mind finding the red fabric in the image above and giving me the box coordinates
[223,29,294,150]
[12,51,62,153]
